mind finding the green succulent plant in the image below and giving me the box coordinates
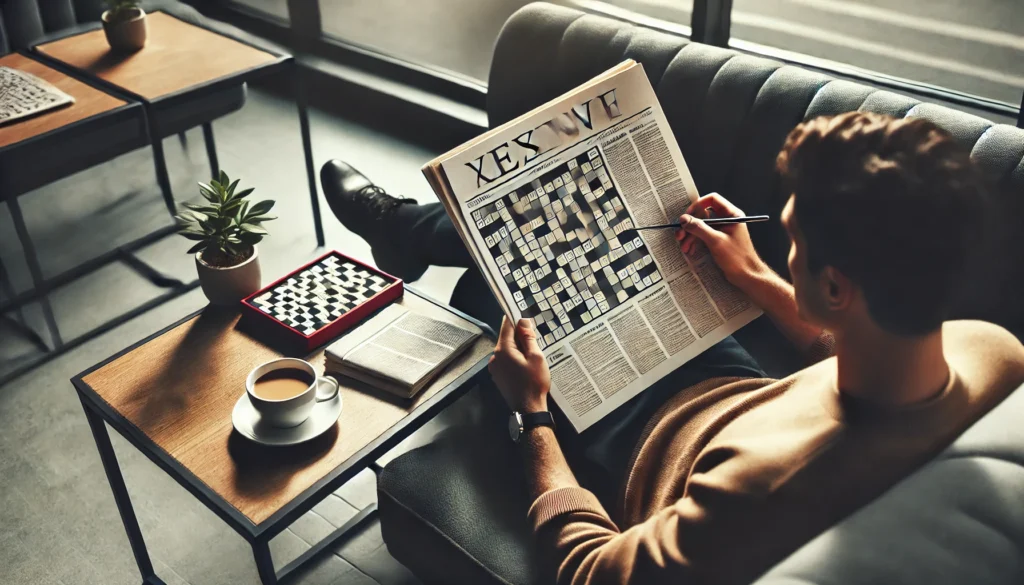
[105,0,141,21]
[176,171,277,267]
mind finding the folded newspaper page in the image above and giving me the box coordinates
[423,61,761,431]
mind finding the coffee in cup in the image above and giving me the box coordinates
[252,368,314,401]
[245,358,339,428]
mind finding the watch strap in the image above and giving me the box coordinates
[520,411,556,431]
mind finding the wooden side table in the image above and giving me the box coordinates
[0,52,162,385]
[34,11,326,246]
[72,289,494,585]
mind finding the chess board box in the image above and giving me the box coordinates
[240,250,403,351]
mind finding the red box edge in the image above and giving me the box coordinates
[239,250,405,350]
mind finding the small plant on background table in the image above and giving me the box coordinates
[102,0,148,51]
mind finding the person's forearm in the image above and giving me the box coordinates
[740,264,826,357]
[521,426,580,501]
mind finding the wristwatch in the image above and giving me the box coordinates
[508,411,556,443]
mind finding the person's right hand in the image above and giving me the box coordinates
[676,193,769,291]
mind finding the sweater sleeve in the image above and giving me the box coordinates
[528,478,767,585]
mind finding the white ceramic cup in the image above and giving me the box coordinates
[246,358,340,428]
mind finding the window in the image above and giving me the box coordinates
[726,0,1022,105]
[217,0,1022,117]
[584,1,1021,105]
[318,0,556,83]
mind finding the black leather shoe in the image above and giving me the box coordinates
[320,160,427,281]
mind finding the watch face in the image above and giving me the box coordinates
[508,411,524,443]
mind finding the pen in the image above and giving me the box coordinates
[622,215,770,236]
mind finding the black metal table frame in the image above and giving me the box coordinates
[0,50,197,386]
[2,13,324,386]
[71,287,493,585]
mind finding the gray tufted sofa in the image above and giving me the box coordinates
[377,3,1024,585]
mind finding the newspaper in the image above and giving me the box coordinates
[325,305,482,398]
[423,61,761,431]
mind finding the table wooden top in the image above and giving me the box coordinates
[0,53,127,149]
[37,12,278,101]
[80,292,494,526]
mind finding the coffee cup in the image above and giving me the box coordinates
[245,358,339,428]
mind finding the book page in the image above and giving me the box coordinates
[427,62,761,431]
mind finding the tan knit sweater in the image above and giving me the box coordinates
[528,321,1024,585]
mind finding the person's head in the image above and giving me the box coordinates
[776,111,985,337]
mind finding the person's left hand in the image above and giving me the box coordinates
[488,317,551,413]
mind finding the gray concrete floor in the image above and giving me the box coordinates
[0,87,483,585]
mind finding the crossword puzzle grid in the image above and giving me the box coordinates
[473,147,662,348]
[249,256,394,336]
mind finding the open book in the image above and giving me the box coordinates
[325,305,482,398]
[422,61,761,431]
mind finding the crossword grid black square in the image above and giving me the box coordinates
[473,147,662,348]
[249,256,394,336]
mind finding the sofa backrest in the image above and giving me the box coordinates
[488,2,1024,335]
[0,0,105,53]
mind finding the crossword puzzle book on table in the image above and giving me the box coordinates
[423,60,761,431]
[241,251,403,351]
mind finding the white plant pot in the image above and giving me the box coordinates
[195,247,262,306]
[102,7,147,52]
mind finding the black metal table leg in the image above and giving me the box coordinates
[202,122,220,180]
[80,395,161,585]
[0,223,200,387]
[0,254,47,351]
[151,137,176,217]
[253,538,278,585]
[294,62,325,247]
[7,198,62,349]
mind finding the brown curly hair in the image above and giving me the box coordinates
[776,111,986,335]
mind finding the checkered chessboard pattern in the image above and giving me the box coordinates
[472,147,662,348]
[249,256,394,336]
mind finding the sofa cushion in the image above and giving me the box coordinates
[148,84,247,138]
[379,422,539,585]
[0,0,88,52]
[752,384,1024,585]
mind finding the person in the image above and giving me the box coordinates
[324,111,1024,585]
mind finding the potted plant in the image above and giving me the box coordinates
[102,0,147,52]
[177,172,277,306]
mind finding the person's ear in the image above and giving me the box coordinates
[822,266,854,311]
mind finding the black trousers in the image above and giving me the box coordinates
[395,202,505,330]
[394,202,765,502]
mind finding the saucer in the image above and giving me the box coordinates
[232,379,343,446]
